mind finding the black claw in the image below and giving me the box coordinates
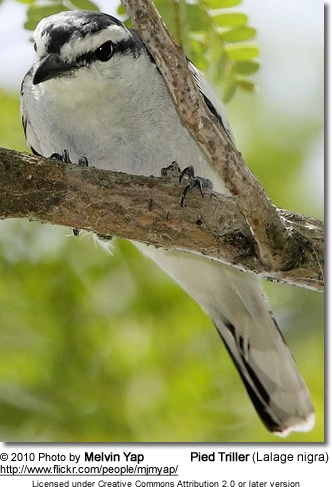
[50,151,89,167]
[50,150,71,163]
[179,165,195,183]
[179,166,213,207]
[62,150,71,163]
[50,152,63,161]
[73,229,80,237]
[96,234,113,242]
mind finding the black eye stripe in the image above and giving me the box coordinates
[42,11,126,54]
[74,35,144,67]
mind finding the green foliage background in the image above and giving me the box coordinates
[0,0,324,442]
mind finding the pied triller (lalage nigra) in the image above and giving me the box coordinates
[20,10,315,436]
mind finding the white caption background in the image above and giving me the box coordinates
[0,445,330,487]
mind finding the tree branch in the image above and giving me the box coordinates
[120,0,307,272]
[0,147,323,291]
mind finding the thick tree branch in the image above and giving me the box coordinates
[0,147,323,291]
[120,0,307,272]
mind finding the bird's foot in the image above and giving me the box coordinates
[179,165,213,207]
[50,151,88,167]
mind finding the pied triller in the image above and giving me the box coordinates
[21,10,315,436]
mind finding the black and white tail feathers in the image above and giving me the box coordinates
[135,243,314,436]
[213,315,314,435]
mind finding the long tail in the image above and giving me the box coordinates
[212,314,314,436]
[134,243,315,435]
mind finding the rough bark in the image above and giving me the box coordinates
[0,148,323,291]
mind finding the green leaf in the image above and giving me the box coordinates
[222,79,237,103]
[205,0,241,7]
[225,44,259,60]
[234,60,260,74]
[24,4,69,32]
[68,0,99,11]
[219,62,237,102]
[188,36,209,71]
[236,79,257,92]
[212,13,248,27]
[16,0,36,4]
[183,3,211,33]
[153,1,211,43]
[221,26,256,43]
[117,4,127,16]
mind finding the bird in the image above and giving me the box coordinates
[20,9,314,436]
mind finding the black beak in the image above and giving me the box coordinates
[33,53,74,85]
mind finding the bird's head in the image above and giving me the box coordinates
[32,10,147,88]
